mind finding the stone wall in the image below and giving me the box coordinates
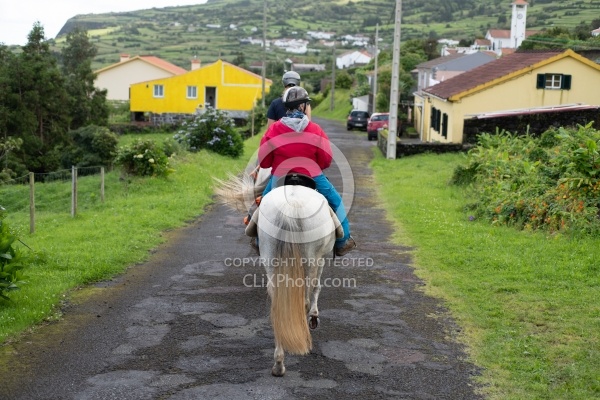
[377,132,469,158]
[463,108,600,144]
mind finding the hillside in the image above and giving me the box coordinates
[48,0,599,71]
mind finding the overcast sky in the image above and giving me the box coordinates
[0,0,208,46]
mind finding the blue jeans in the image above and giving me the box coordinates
[262,174,351,248]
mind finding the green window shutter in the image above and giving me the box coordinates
[561,74,572,90]
[442,113,448,138]
[536,74,545,89]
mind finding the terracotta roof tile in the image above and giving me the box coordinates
[140,56,187,75]
[488,29,511,39]
[424,50,565,100]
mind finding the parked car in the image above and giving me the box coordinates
[367,112,389,140]
[346,110,370,131]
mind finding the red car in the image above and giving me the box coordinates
[367,112,389,141]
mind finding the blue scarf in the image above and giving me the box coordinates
[287,110,305,119]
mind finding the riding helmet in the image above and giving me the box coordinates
[282,71,301,87]
[283,86,311,110]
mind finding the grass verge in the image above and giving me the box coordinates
[0,134,261,343]
[371,150,600,400]
[311,88,353,121]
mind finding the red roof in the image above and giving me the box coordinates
[487,29,540,39]
[424,50,566,100]
[139,56,187,75]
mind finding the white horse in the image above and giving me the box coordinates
[215,169,343,376]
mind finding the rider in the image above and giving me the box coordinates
[266,71,311,128]
[258,86,356,256]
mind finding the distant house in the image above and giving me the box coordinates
[414,52,497,94]
[413,49,600,143]
[94,54,187,101]
[592,28,600,37]
[291,63,326,72]
[336,50,372,69]
[129,59,272,124]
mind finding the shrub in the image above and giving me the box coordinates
[115,139,173,177]
[453,124,600,235]
[335,70,354,89]
[61,125,119,168]
[0,207,28,301]
[174,108,244,158]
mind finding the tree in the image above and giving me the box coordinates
[11,22,70,173]
[61,26,108,130]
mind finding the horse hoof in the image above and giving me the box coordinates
[309,316,319,330]
[272,365,285,377]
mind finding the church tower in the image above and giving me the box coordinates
[510,0,528,48]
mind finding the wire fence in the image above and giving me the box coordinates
[0,166,106,233]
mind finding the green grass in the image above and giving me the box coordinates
[311,88,353,121]
[371,151,600,400]
[0,133,261,343]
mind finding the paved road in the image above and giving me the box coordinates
[1,117,483,399]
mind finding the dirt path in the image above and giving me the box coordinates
[1,117,483,399]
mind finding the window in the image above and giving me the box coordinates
[430,106,442,132]
[153,84,164,98]
[187,85,197,99]
[442,113,448,138]
[536,74,572,90]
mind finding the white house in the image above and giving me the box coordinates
[336,50,372,69]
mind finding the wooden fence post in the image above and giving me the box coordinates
[29,172,35,234]
[71,166,77,217]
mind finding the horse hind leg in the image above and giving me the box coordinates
[267,268,285,376]
[307,265,323,330]
[272,341,286,377]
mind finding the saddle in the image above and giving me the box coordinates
[244,173,343,240]
[274,173,316,190]
[243,173,316,226]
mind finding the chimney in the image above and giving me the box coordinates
[191,58,201,70]
[120,54,130,62]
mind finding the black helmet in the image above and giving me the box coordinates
[283,86,310,110]
[282,71,301,87]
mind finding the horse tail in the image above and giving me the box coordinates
[213,172,258,212]
[270,212,312,355]
[214,167,272,213]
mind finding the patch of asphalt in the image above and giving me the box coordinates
[0,117,484,400]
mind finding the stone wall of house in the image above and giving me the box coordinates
[463,108,600,144]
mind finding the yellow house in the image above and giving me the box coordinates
[414,49,600,143]
[130,59,272,122]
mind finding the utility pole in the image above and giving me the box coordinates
[330,41,336,111]
[261,0,267,107]
[372,23,379,114]
[387,0,402,159]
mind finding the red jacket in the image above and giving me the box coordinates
[258,119,333,177]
